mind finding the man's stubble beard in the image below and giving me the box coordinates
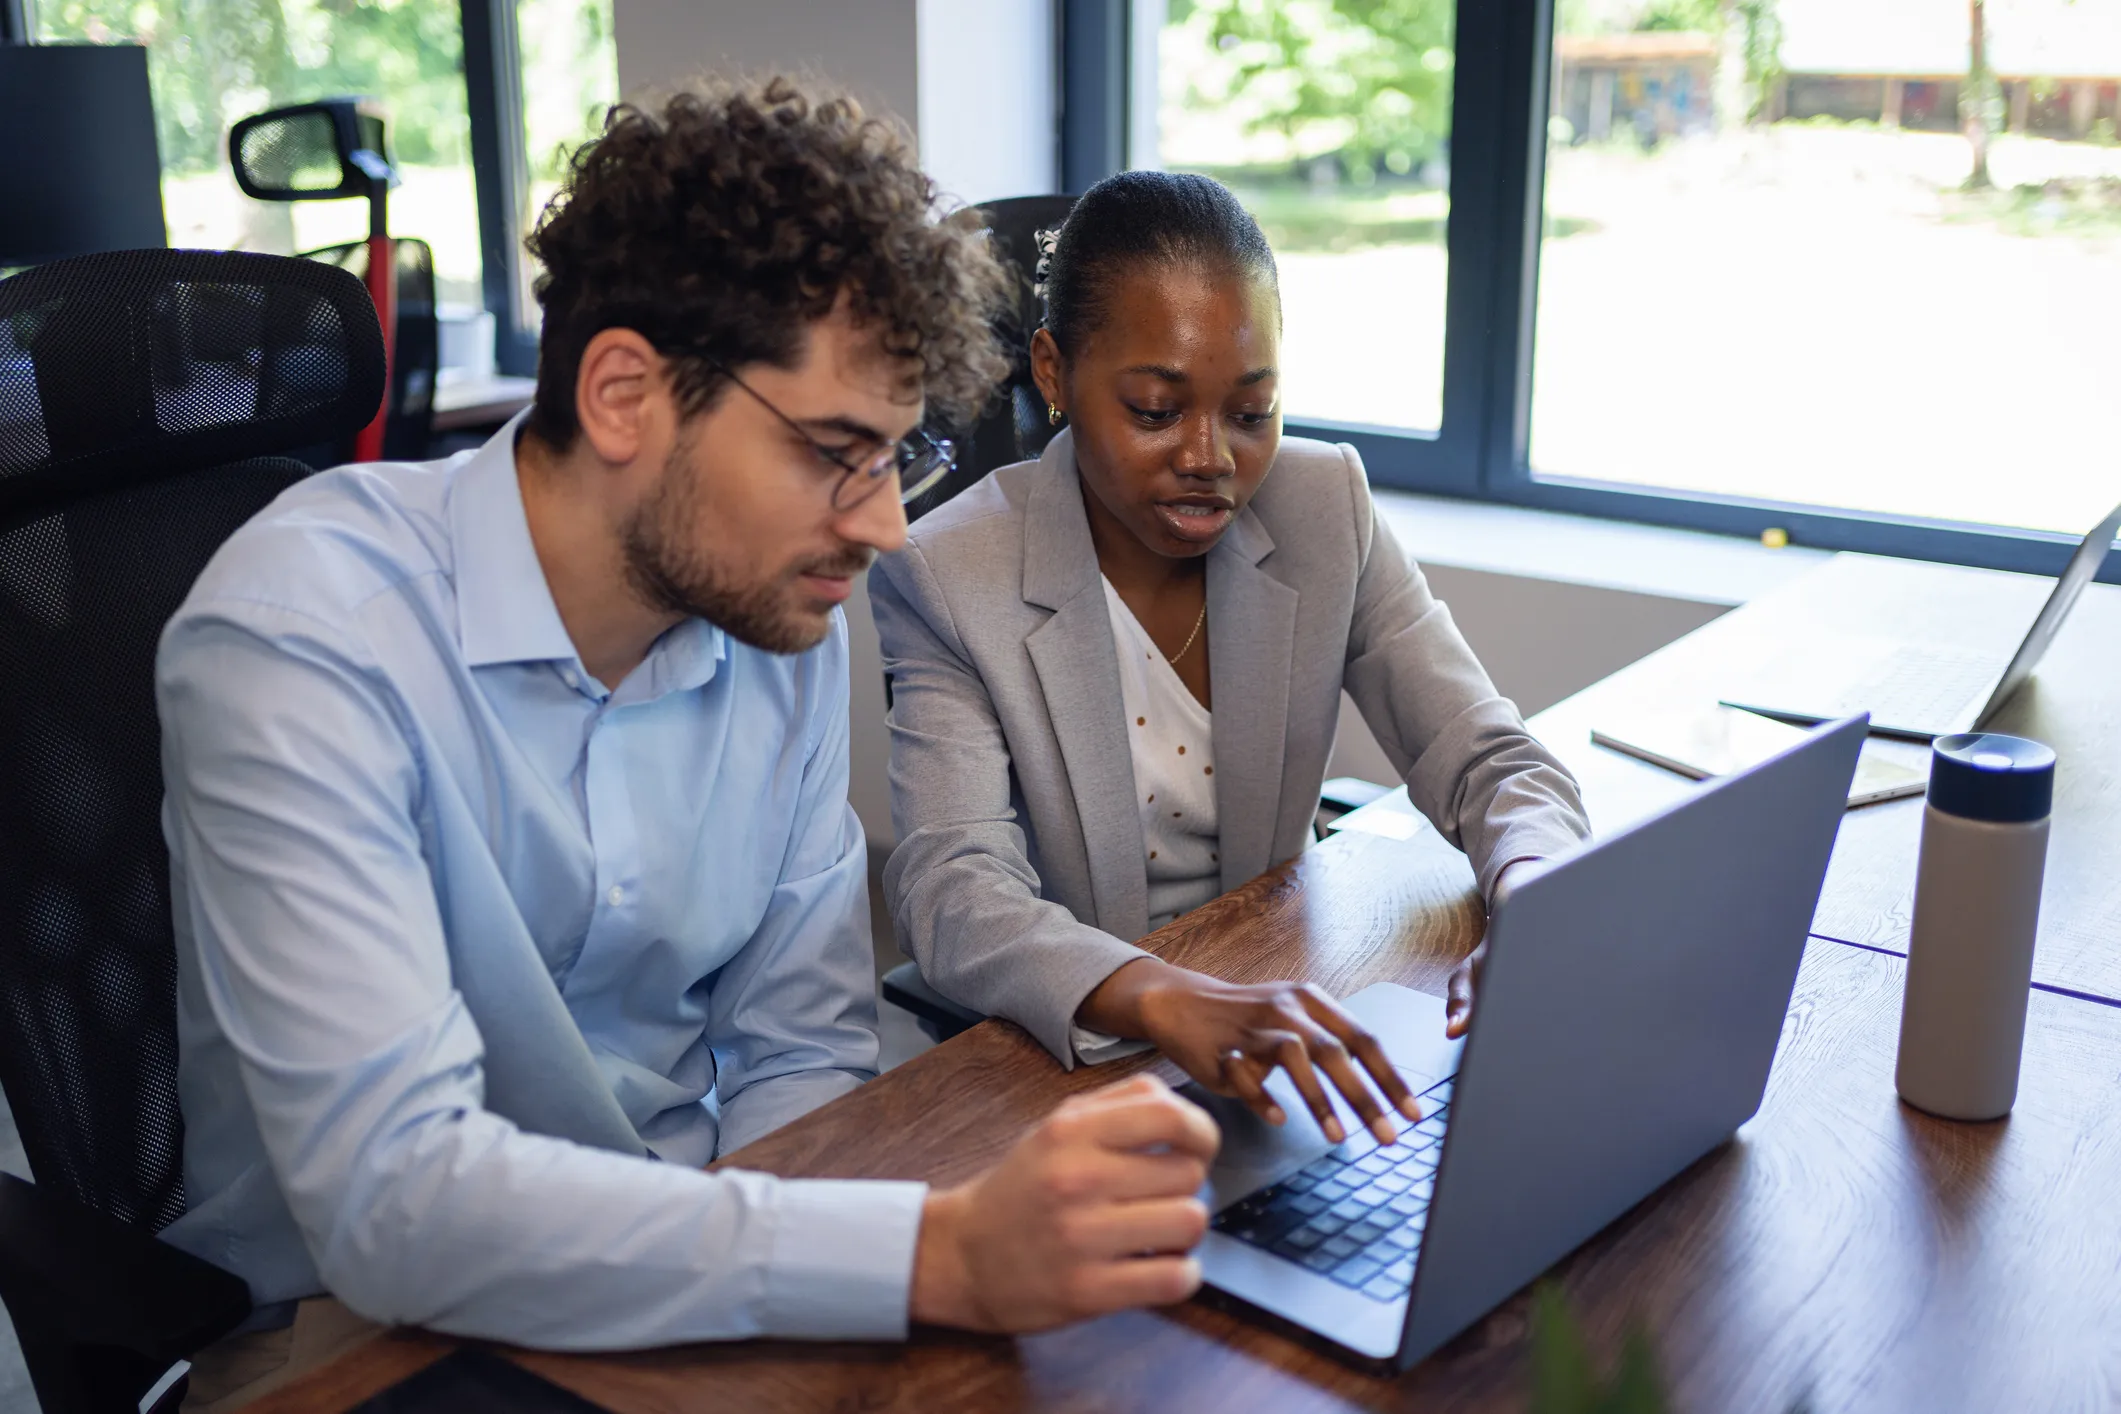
[620,436,873,655]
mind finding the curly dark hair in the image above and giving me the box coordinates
[524,75,1012,449]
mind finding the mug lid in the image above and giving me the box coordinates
[1928,732,2055,823]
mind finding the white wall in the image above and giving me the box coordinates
[612,0,1061,210]
[915,0,1058,205]
[1323,563,1731,787]
[611,0,920,120]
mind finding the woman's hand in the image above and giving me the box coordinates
[1444,940,1485,1040]
[1446,858,1542,1039]
[1077,959,1420,1147]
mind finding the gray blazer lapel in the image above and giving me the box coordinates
[1208,507,1299,891]
[1022,433,1151,941]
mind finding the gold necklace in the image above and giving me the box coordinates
[1167,600,1208,666]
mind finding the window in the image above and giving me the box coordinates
[518,0,619,239]
[505,0,619,339]
[36,0,487,310]
[1102,0,2121,579]
[28,0,616,376]
[1530,0,2121,538]
[1132,0,1457,435]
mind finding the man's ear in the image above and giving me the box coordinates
[574,328,667,466]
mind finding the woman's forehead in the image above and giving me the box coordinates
[1083,263,1280,371]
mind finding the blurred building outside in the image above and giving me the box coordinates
[1145,0,2121,537]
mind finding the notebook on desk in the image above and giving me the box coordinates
[1719,499,2121,740]
[1591,704,1925,807]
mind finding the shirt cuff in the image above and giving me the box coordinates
[762,1177,927,1339]
[1066,1024,1155,1066]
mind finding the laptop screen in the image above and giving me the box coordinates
[1975,498,2121,728]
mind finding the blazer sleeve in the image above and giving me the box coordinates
[870,544,1151,1066]
[1336,451,1591,901]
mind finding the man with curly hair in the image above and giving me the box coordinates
[157,77,1217,1408]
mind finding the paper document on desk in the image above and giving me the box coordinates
[1591,705,1925,809]
[1325,787,1430,840]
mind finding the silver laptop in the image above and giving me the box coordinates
[1719,500,2121,740]
[1186,714,1867,1370]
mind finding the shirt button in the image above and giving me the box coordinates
[561,669,579,689]
[607,885,624,907]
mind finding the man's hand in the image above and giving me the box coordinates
[909,1074,1219,1333]
[1080,959,1420,1147]
[1446,858,1541,1039]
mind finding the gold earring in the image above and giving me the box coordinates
[1047,403,1063,427]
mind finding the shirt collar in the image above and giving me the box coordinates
[449,413,582,669]
[621,617,727,701]
[448,413,731,696]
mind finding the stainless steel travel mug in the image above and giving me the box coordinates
[1895,732,2054,1121]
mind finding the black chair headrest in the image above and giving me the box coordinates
[0,248,386,519]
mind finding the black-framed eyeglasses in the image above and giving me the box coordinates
[704,356,956,510]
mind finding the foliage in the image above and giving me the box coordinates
[517,0,619,181]
[1942,176,2121,243]
[1530,1283,1828,1414]
[38,0,471,173]
[1528,1284,1669,1414]
[1180,0,1455,182]
[1732,0,1785,120]
[36,0,614,182]
[1634,0,1719,33]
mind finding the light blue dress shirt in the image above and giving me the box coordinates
[156,418,925,1349]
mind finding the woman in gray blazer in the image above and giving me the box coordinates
[872,172,1589,1145]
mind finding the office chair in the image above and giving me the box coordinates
[903,194,1079,520]
[303,235,439,461]
[883,195,1077,1041]
[0,248,386,1414]
[231,98,400,463]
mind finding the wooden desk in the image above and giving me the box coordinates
[256,549,2121,1412]
[430,374,537,433]
[1529,552,2121,1005]
[261,828,2121,1413]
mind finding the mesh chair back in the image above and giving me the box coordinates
[0,249,383,1230]
[907,195,1077,518]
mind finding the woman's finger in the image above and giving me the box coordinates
[1267,1031,1345,1143]
[1297,989,1421,1125]
[1289,1014,1397,1146]
[1218,1048,1285,1126]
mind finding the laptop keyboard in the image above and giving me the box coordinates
[1210,1077,1454,1305]
[1839,647,1997,728]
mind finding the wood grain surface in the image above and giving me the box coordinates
[492,942,2121,1414]
[241,1330,453,1414]
[1529,552,2121,1003]
[259,836,2121,1413]
[247,550,2121,1414]
[695,828,1486,1192]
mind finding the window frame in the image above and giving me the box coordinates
[461,0,540,378]
[1086,0,2120,585]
